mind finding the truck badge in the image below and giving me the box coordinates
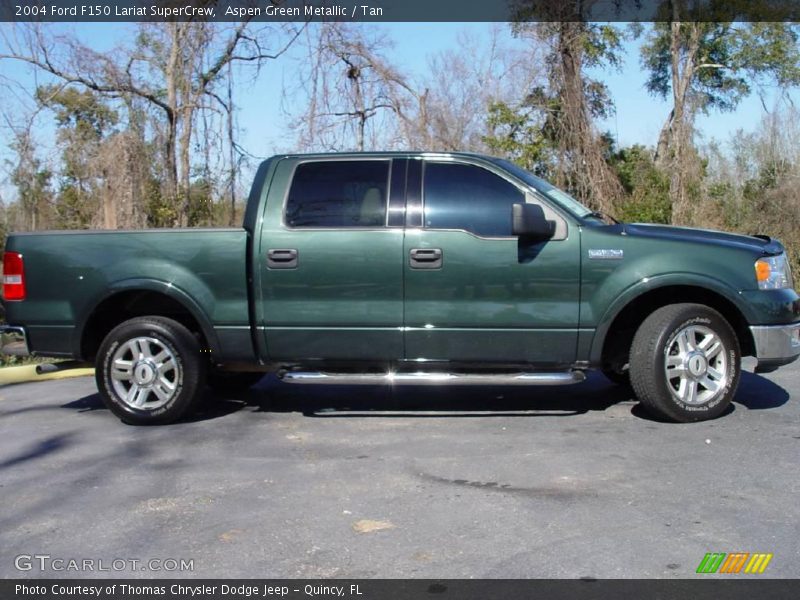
[588,249,624,260]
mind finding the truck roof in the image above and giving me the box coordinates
[266,151,498,161]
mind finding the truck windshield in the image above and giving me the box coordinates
[489,158,595,220]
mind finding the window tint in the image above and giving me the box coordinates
[423,162,523,237]
[286,161,389,228]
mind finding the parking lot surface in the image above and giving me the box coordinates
[1,359,797,579]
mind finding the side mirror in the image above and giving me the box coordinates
[512,203,555,240]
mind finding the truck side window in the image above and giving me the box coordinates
[285,160,390,228]
[423,162,524,237]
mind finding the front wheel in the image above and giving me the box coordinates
[629,303,741,422]
[95,316,207,425]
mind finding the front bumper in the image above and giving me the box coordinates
[0,326,30,356]
[750,322,800,373]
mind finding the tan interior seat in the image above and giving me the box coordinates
[359,188,385,226]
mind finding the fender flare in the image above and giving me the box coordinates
[73,278,220,360]
[588,273,752,364]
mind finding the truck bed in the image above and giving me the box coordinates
[3,229,251,359]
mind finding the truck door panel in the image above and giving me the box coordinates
[403,160,581,365]
[258,158,404,361]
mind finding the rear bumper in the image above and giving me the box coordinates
[750,323,800,373]
[0,326,30,356]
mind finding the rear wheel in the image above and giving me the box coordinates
[629,303,740,422]
[95,316,206,425]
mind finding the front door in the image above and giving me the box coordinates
[403,159,581,365]
[259,157,405,361]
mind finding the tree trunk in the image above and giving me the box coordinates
[664,17,701,225]
[163,23,181,220]
[227,62,237,227]
[555,22,620,213]
[654,108,674,165]
[163,112,178,209]
[178,103,193,227]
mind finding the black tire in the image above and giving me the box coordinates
[629,303,740,422]
[207,371,264,395]
[95,316,206,425]
[602,367,630,386]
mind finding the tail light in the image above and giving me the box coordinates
[3,251,26,301]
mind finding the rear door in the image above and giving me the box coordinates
[403,158,581,365]
[258,157,405,361]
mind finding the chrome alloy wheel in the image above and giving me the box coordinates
[664,324,728,405]
[110,337,181,410]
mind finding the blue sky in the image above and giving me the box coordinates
[1,21,794,193]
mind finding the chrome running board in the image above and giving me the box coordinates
[280,370,585,386]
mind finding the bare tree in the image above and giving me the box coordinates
[1,21,302,226]
[1,104,54,231]
[287,23,423,151]
[94,130,154,229]
[287,24,543,156]
[400,27,542,152]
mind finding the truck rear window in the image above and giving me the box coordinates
[285,160,390,228]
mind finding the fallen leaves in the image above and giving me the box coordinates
[351,519,395,534]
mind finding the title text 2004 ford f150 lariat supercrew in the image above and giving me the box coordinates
[2,152,799,424]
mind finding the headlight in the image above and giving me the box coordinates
[755,254,794,290]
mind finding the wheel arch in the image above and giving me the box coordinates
[76,280,219,362]
[592,281,754,368]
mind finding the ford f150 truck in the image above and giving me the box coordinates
[2,152,799,425]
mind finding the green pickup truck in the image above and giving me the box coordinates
[2,152,799,424]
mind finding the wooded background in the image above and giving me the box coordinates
[1,14,800,281]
